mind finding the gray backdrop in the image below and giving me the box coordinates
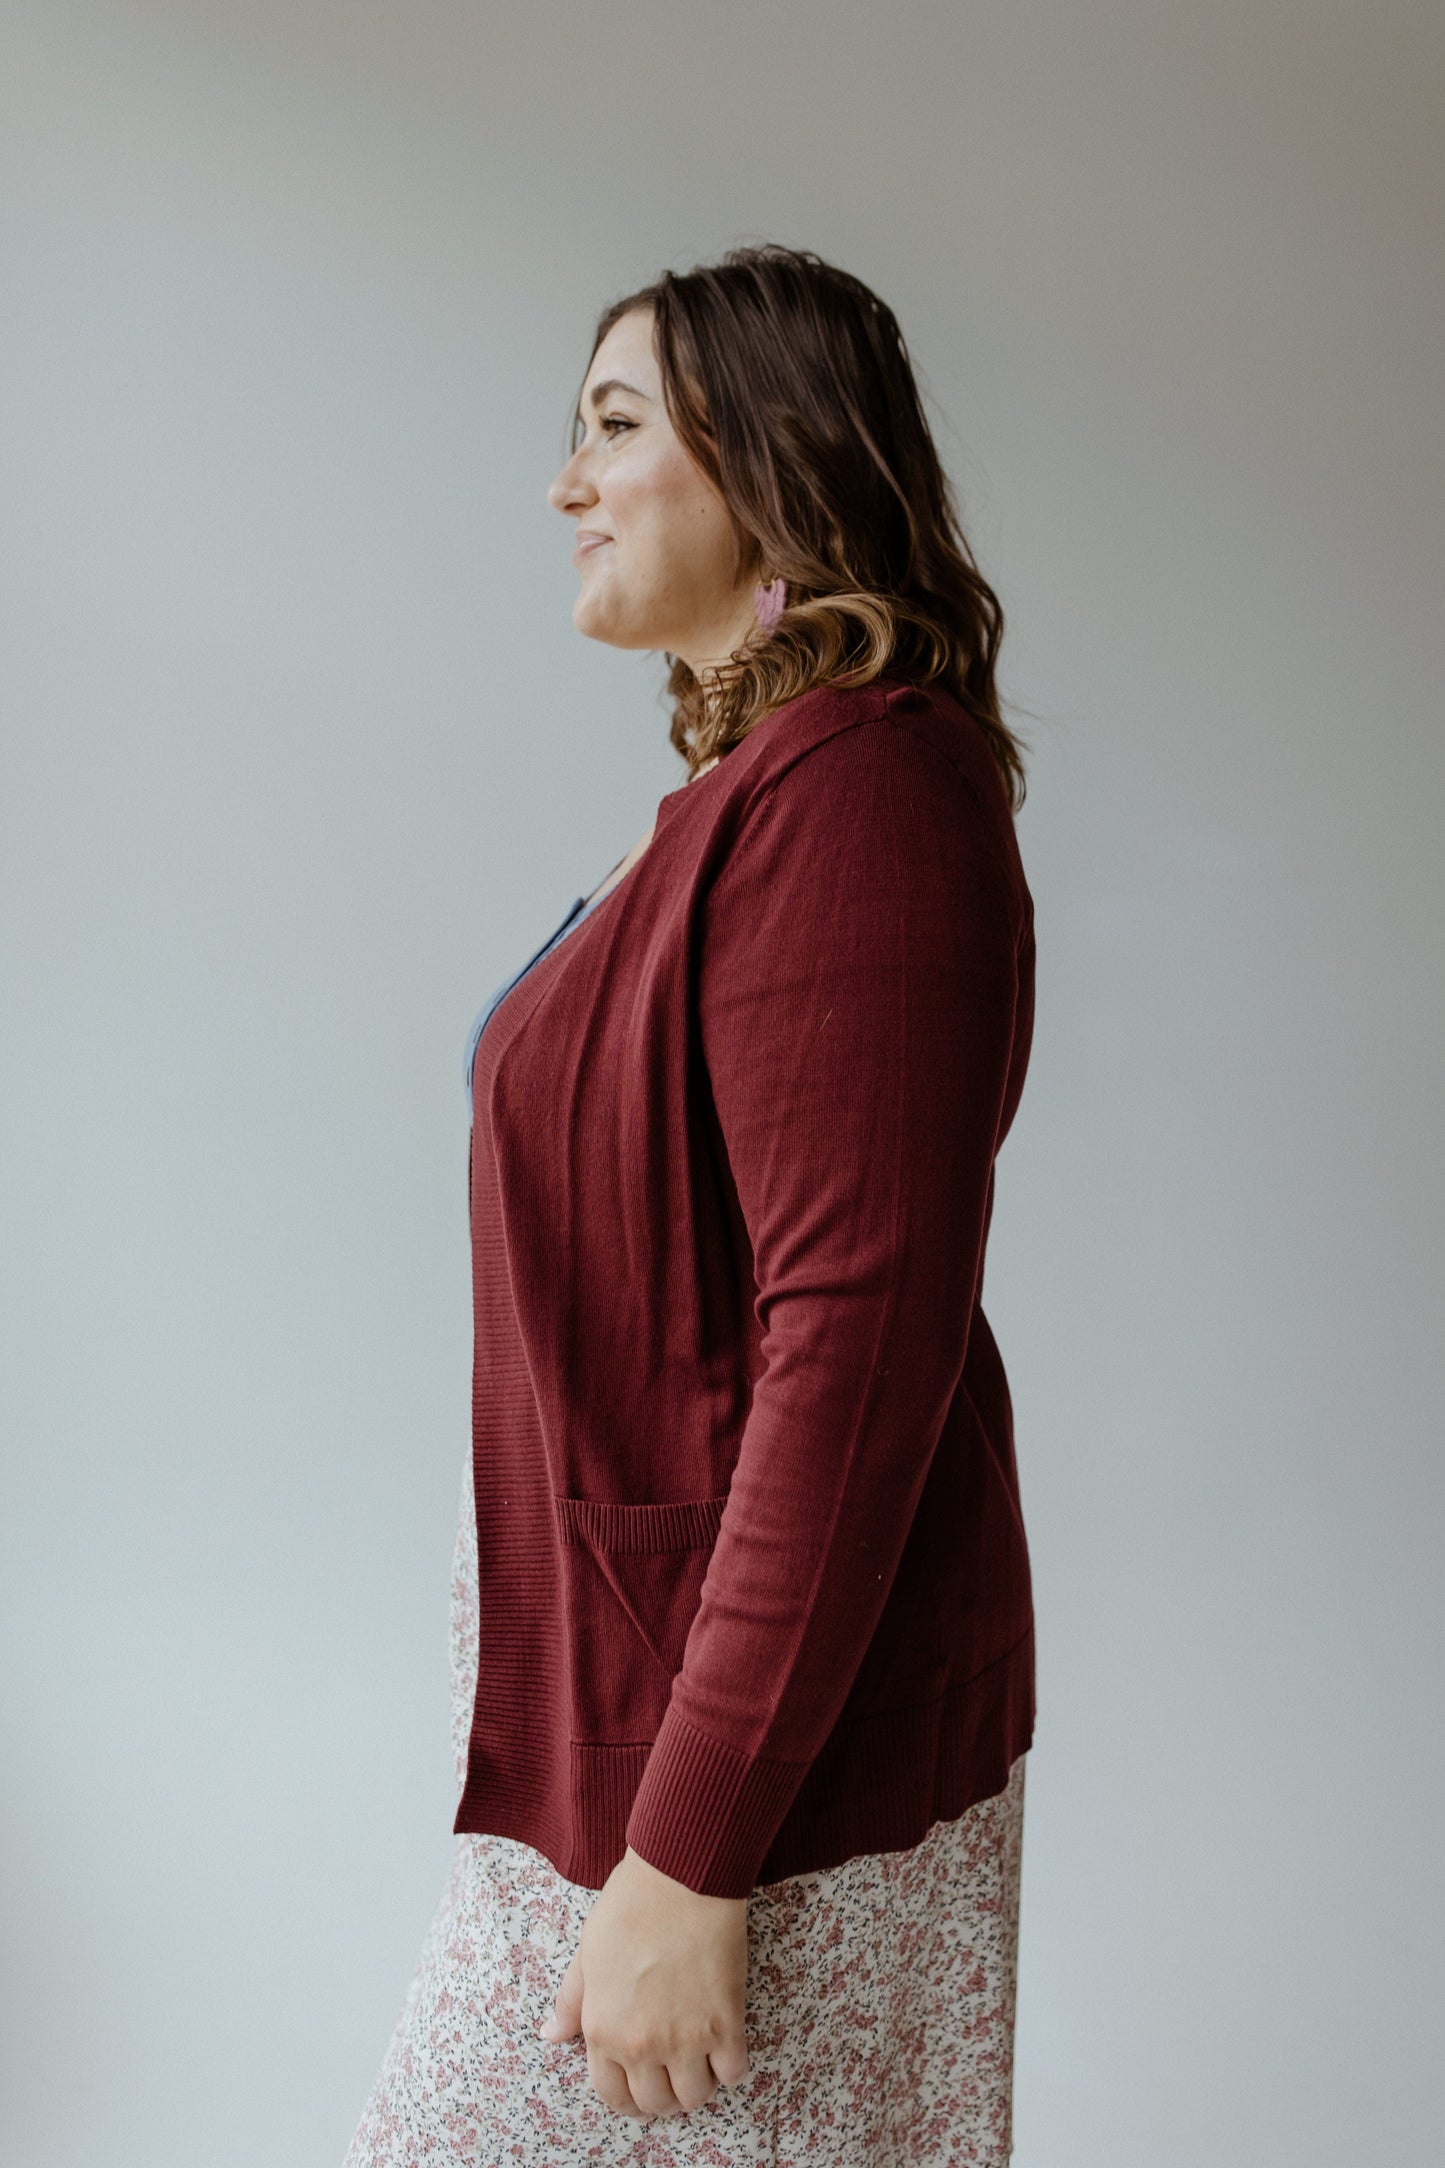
[3,3,1441,2163]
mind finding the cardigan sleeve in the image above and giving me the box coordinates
[622,713,1028,1898]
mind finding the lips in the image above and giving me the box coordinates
[573,533,612,563]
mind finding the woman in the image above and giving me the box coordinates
[344,243,1036,2166]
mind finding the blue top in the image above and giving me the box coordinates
[463,880,614,1123]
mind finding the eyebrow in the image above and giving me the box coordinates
[586,377,653,409]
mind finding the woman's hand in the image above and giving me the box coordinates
[539,1844,751,2119]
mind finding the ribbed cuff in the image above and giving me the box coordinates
[623,1703,811,1898]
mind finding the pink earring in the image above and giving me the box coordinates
[753,575,787,633]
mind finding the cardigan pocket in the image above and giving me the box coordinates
[553,1493,730,1738]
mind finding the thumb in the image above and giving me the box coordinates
[539,1950,584,2041]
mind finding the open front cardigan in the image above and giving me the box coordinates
[454,673,1036,1900]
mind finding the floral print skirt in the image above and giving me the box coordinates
[342,1455,1027,2167]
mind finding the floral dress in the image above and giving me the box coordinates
[342,1440,1027,2167]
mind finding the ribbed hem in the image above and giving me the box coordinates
[619,1622,1035,1898]
[554,1492,729,1554]
[623,1705,811,1899]
[458,1624,1036,1897]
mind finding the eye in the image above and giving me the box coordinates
[601,414,635,439]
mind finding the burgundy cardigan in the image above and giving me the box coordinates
[454,672,1036,1900]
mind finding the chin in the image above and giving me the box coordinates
[573,597,616,644]
[573,597,653,652]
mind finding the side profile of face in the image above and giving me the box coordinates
[547,307,762,679]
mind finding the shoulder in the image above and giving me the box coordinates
[719,674,1005,807]
[715,676,1024,894]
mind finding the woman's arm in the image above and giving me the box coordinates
[624,713,1027,1899]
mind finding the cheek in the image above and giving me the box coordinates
[605,452,730,583]
[604,448,676,531]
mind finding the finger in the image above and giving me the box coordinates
[624,2057,684,2120]
[707,2035,752,2086]
[587,2048,648,2119]
[539,1953,584,2040]
[665,2049,722,2113]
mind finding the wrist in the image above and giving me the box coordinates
[622,1844,748,1910]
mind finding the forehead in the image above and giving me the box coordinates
[583,308,658,396]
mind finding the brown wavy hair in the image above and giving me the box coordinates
[568,243,1028,811]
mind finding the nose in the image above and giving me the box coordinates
[547,447,596,516]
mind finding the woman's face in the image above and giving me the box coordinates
[547,307,761,676]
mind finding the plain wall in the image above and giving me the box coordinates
[2,3,1441,2162]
